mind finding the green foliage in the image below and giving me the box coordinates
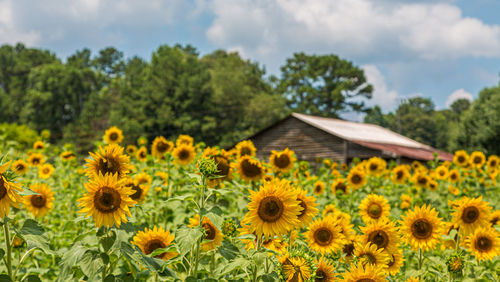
[0,123,40,150]
[278,52,373,117]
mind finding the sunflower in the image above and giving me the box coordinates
[428,179,438,191]
[235,140,257,158]
[132,226,177,260]
[360,219,399,253]
[366,157,385,176]
[269,148,296,173]
[279,255,312,282]
[78,173,136,228]
[85,144,131,178]
[12,160,28,174]
[313,180,325,195]
[136,147,148,162]
[104,126,124,144]
[347,169,366,190]
[315,257,336,282]
[359,194,390,224]
[354,242,390,269]
[125,145,137,155]
[452,196,491,235]
[27,153,45,167]
[391,165,409,184]
[38,163,55,179]
[490,210,500,226]
[463,227,499,261]
[124,178,150,203]
[405,277,420,282]
[448,169,460,183]
[135,172,152,188]
[236,156,264,182]
[242,179,301,237]
[487,155,499,170]
[435,166,449,180]
[453,150,469,167]
[469,151,485,168]
[262,238,288,254]
[188,214,224,251]
[172,144,196,166]
[33,141,45,150]
[175,134,193,147]
[331,178,349,195]
[151,136,174,159]
[399,204,444,251]
[342,262,387,282]
[385,248,404,276]
[295,188,319,228]
[305,216,345,254]
[60,151,76,162]
[413,172,429,189]
[0,161,23,219]
[322,204,340,218]
[23,183,54,217]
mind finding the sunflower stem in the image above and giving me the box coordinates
[192,176,207,278]
[3,221,13,280]
[418,248,423,271]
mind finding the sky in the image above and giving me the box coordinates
[1,0,500,118]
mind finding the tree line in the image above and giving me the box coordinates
[0,42,499,154]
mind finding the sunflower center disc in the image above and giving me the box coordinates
[343,243,355,256]
[315,228,333,246]
[214,156,229,176]
[298,200,307,218]
[109,132,118,141]
[351,174,362,184]
[369,164,378,172]
[418,176,427,185]
[336,183,346,193]
[0,178,7,200]
[145,239,166,257]
[98,157,120,176]
[240,147,252,156]
[140,151,146,158]
[473,157,482,164]
[241,160,261,178]
[156,142,168,153]
[258,196,284,222]
[274,154,290,169]
[32,158,40,165]
[396,171,403,179]
[367,204,382,218]
[475,236,492,252]
[178,149,190,160]
[362,253,376,264]
[16,165,24,171]
[94,187,121,213]
[130,185,142,200]
[462,206,479,223]
[411,219,433,239]
[357,279,376,282]
[315,185,321,192]
[31,195,46,208]
[202,222,216,240]
[315,270,326,281]
[458,156,465,163]
[368,230,389,249]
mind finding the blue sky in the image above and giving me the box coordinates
[1,0,500,117]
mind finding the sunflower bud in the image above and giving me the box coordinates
[446,253,464,274]
[197,158,218,178]
[221,218,237,237]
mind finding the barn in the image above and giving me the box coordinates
[244,112,453,164]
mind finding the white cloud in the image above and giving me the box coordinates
[361,64,399,112]
[446,88,473,107]
[0,0,40,45]
[206,0,500,62]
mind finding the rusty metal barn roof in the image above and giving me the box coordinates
[291,113,453,161]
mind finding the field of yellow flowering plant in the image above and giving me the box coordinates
[0,126,498,281]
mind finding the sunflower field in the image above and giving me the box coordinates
[0,126,498,282]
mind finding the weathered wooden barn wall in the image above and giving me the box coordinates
[251,116,349,163]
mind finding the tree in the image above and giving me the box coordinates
[453,84,500,154]
[92,47,125,76]
[364,105,388,127]
[278,52,373,117]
